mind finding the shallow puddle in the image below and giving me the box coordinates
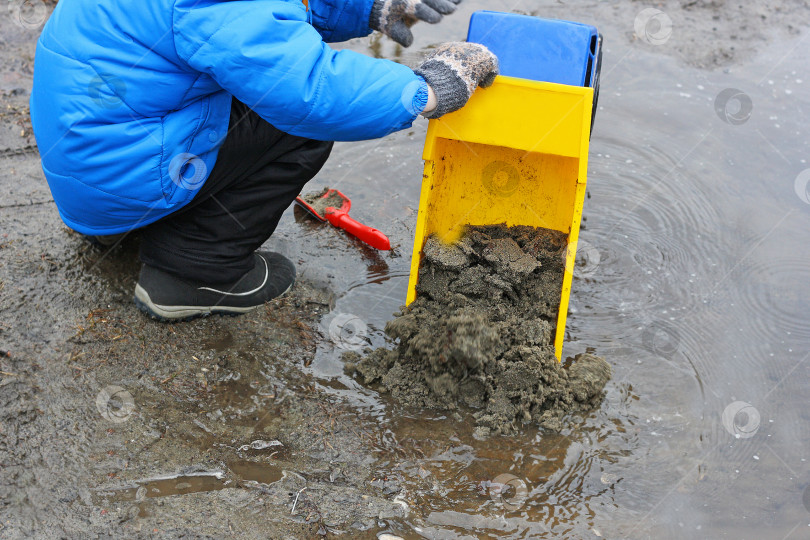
[94,472,230,504]
[2,0,809,538]
[273,16,810,539]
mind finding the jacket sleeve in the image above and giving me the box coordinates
[173,0,427,142]
[307,0,375,42]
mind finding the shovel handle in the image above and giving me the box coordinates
[326,212,391,250]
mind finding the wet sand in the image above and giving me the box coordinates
[301,187,345,218]
[347,225,611,436]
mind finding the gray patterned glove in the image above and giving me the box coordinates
[414,42,499,118]
[370,0,462,47]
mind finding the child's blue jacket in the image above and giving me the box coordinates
[30,0,426,234]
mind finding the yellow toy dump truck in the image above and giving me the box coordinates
[406,11,603,360]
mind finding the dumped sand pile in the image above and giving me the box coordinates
[344,224,611,435]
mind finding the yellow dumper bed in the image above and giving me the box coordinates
[406,76,594,360]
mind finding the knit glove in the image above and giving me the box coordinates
[369,0,462,47]
[414,42,499,118]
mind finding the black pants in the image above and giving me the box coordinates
[139,99,333,284]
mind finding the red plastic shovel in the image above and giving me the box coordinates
[295,188,391,251]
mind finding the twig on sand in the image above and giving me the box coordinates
[290,486,307,515]
[161,371,180,384]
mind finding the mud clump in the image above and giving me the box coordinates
[345,224,611,435]
[302,187,345,217]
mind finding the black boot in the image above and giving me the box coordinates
[134,251,294,321]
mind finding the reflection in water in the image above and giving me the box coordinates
[293,203,394,288]
[93,464,284,518]
[94,471,229,503]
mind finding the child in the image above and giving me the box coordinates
[30,0,498,320]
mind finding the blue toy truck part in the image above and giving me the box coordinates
[466,11,602,133]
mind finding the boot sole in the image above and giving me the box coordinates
[133,283,291,322]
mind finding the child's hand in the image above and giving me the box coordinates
[414,42,499,118]
[370,0,461,47]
